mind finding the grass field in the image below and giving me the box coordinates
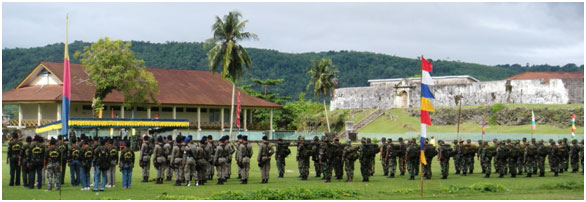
[359,108,585,134]
[2,145,584,200]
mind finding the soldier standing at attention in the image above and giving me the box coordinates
[563,138,570,172]
[68,138,81,186]
[570,139,580,173]
[437,140,453,179]
[397,137,406,176]
[496,141,509,178]
[205,135,216,180]
[481,141,495,178]
[318,136,327,179]
[235,135,243,179]
[275,138,291,178]
[226,137,236,180]
[21,136,33,188]
[548,139,555,172]
[359,137,370,182]
[477,140,485,174]
[56,135,68,185]
[550,141,560,176]
[524,138,538,177]
[214,136,230,185]
[139,136,152,182]
[164,135,173,181]
[332,138,344,180]
[93,139,110,192]
[296,137,311,180]
[380,138,389,176]
[423,139,437,179]
[106,139,118,188]
[405,139,420,180]
[45,138,61,191]
[519,137,528,175]
[321,138,333,183]
[312,136,322,178]
[79,141,93,191]
[195,137,210,186]
[536,140,548,177]
[454,140,464,175]
[367,138,376,176]
[171,135,185,186]
[557,139,567,174]
[343,141,358,182]
[460,140,470,176]
[119,141,134,189]
[492,138,499,174]
[386,138,398,178]
[182,136,196,186]
[153,136,167,184]
[7,132,23,186]
[28,136,45,189]
[258,136,274,184]
[237,136,252,184]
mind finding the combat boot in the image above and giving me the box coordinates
[389,173,395,178]
[241,179,246,184]
[400,172,405,176]
[484,173,490,178]
[166,176,171,181]
[142,177,148,182]
[325,178,331,183]
[441,175,447,179]
[539,173,544,177]
[499,174,504,178]
[279,173,283,178]
[217,179,223,185]
[511,173,516,178]
[174,180,180,186]
[186,180,191,187]
[455,170,460,175]
[526,173,532,178]
[409,176,414,180]
[572,169,578,173]
[554,172,558,176]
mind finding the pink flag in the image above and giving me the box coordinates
[236,92,241,129]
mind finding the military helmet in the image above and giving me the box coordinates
[478,140,483,144]
[522,137,527,142]
[571,139,578,144]
[388,138,393,142]
[549,139,554,144]
[466,139,471,143]
[381,137,386,142]
[398,137,403,141]
[438,140,444,145]
[453,140,458,144]
[557,139,562,144]
[531,138,536,142]
[314,136,319,141]
[366,138,372,143]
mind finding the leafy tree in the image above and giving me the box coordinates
[74,37,159,116]
[204,11,258,136]
[307,58,338,133]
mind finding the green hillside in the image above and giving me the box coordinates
[2,41,583,101]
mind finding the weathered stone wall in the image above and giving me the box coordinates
[331,78,584,111]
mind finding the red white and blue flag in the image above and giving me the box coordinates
[420,57,434,165]
[61,15,70,137]
[236,91,241,129]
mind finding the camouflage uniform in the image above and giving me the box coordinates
[332,140,344,180]
[453,140,462,174]
[477,140,485,174]
[563,138,570,172]
[523,139,538,177]
[343,142,359,182]
[405,140,420,180]
[580,140,584,174]
[321,140,334,182]
[237,141,252,184]
[386,139,398,178]
[570,139,580,173]
[214,141,230,184]
[257,140,274,183]
[460,140,472,175]
[182,141,197,185]
[496,141,509,178]
[164,140,173,181]
[154,141,168,184]
[438,140,453,179]
[275,142,291,178]
[205,140,216,180]
[297,138,311,180]
[225,141,235,179]
[548,139,555,172]
[380,138,389,176]
[508,141,521,177]
[170,140,185,186]
[423,141,437,179]
[536,140,548,177]
[519,138,528,175]
[139,139,152,182]
[359,138,372,182]
[397,138,406,176]
[312,136,322,178]
[45,145,61,190]
[558,139,568,173]
[481,141,495,178]
[549,141,560,176]
[492,139,499,174]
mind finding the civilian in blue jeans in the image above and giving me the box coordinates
[119,142,135,189]
[93,139,109,192]
[79,140,92,190]
[68,138,81,186]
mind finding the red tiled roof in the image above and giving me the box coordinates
[3,62,281,108]
[505,72,584,81]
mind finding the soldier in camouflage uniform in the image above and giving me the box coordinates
[481,141,495,178]
[319,136,328,179]
[21,136,32,187]
[550,141,560,176]
[536,139,548,177]
[312,136,322,178]
[359,137,371,182]
[380,138,389,176]
[153,136,168,184]
[106,139,118,187]
[214,136,231,185]
[460,139,474,175]
[205,135,216,180]
[557,139,568,173]
[477,140,485,174]
[518,138,527,175]
[343,142,359,182]
[453,140,462,174]
[492,138,499,174]
[164,135,173,181]
[195,137,210,186]
[509,140,522,178]
[386,138,398,178]
[56,135,68,185]
[563,138,570,172]
[496,141,509,178]
[45,138,61,191]
[182,136,196,186]
[367,138,376,176]
[570,139,580,173]
[275,139,291,178]
[580,140,584,174]
[523,138,538,177]
[438,140,453,179]
[321,138,334,183]
[225,137,235,179]
[297,137,311,180]
[405,139,420,180]
[332,138,344,180]
[423,139,437,179]
[257,136,274,184]
[547,139,555,172]
[397,137,406,176]
[7,132,23,186]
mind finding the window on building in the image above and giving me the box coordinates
[201,108,208,113]
[186,108,197,112]
[111,106,121,111]
[176,107,184,112]
[209,108,220,122]
[161,107,173,112]
[151,107,159,112]
[82,105,92,110]
[136,107,146,111]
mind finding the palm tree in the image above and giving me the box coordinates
[251,78,284,96]
[204,11,258,137]
[307,58,338,133]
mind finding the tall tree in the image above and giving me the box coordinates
[307,58,338,133]
[204,11,258,136]
[251,78,284,95]
[75,37,159,116]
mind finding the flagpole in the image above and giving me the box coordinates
[420,55,424,198]
[456,96,462,141]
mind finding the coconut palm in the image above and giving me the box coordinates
[307,58,338,133]
[205,11,258,137]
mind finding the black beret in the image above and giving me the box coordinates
[243,136,248,141]
[262,136,268,140]
[157,136,163,142]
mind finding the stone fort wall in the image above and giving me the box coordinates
[330,78,584,110]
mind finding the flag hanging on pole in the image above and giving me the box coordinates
[481,117,486,136]
[531,110,536,130]
[61,15,70,137]
[236,91,241,129]
[572,114,576,139]
[420,56,434,166]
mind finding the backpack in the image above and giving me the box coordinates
[497,146,508,159]
[278,143,291,157]
[9,142,22,161]
[440,145,452,159]
[346,146,360,161]
[485,146,496,158]
[537,145,548,156]
[123,151,134,163]
[407,145,419,160]
[526,145,537,156]
[31,145,44,164]
[301,143,313,158]
[366,144,380,157]
[96,147,110,170]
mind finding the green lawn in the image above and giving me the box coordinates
[2,145,583,200]
[360,108,585,134]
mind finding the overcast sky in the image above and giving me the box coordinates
[2,2,584,66]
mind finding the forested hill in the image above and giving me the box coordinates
[3,41,584,101]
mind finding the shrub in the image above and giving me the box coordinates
[207,187,358,200]
[470,183,507,192]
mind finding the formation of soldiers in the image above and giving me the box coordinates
[6,131,585,192]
